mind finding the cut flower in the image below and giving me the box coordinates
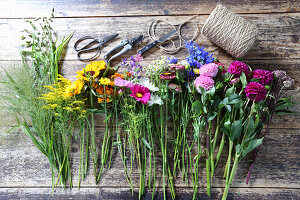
[194,75,214,93]
[130,84,151,104]
[245,82,267,102]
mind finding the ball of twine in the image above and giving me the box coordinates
[202,5,258,58]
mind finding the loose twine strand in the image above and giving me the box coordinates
[147,5,258,57]
[147,15,199,54]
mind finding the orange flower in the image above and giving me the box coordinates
[112,73,124,79]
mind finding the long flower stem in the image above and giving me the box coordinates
[222,153,239,200]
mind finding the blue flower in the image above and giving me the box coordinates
[168,57,178,64]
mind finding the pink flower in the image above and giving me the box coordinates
[228,61,249,77]
[168,83,182,93]
[230,78,240,85]
[252,69,273,85]
[169,64,185,70]
[114,77,133,88]
[134,53,143,62]
[194,75,214,93]
[213,61,227,75]
[245,82,267,102]
[160,72,176,80]
[130,84,151,104]
[199,63,219,77]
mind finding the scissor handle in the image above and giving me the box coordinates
[106,43,132,63]
[74,36,101,52]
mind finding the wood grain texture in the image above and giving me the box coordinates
[0,127,299,188]
[0,0,300,18]
[0,188,299,200]
[1,14,299,61]
[0,0,300,199]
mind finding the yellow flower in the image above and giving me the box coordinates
[76,60,106,81]
[65,79,84,97]
[99,77,112,85]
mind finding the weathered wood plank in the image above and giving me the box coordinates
[0,0,299,18]
[0,127,299,188]
[0,14,299,61]
[0,187,299,200]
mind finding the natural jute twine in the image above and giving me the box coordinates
[202,5,258,58]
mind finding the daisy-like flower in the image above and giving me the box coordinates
[130,84,151,104]
[138,78,159,92]
[194,75,214,93]
[65,79,84,96]
[148,94,163,106]
[76,60,106,81]
[99,77,112,85]
[114,77,133,88]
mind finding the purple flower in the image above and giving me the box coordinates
[228,61,250,77]
[194,75,214,93]
[199,63,219,77]
[168,57,178,64]
[245,82,267,102]
[114,77,133,88]
[130,84,151,104]
[252,69,273,85]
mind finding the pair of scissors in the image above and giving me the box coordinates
[104,35,144,63]
[74,34,119,61]
[74,34,144,63]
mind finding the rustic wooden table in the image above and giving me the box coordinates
[0,1,299,199]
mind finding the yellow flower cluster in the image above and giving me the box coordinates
[40,75,86,114]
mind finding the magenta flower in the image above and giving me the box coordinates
[160,72,176,80]
[252,69,274,85]
[130,84,151,104]
[228,61,250,77]
[199,63,219,77]
[245,82,267,102]
[114,77,133,88]
[213,61,227,75]
[194,75,214,93]
[169,64,185,70]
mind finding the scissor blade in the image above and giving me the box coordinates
[158,29,177,43]
[101,34,119,44]
[131,35,144,46]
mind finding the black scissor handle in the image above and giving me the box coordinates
[74,36,101,52]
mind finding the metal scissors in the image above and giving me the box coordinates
[74,34,119,61]
[104,35,144,63]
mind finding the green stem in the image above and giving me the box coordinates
[222,153,240,200]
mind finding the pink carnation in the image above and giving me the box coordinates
[114,77,133,88]
[130,84,151,104]
[245,82,267,102]
[199,63,219,77]
[194,75,214,93]
[252,69,273,85]
[228,61,249,77]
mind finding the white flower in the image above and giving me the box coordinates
[138,78,159,92]
[145,56,167,75]
[180,60,189,68]
[148,94,163,106]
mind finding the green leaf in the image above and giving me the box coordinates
[230,120,243,141]
[236,144,242,154]
[141,138,152,149]
[208,111,217,121]
[226,86,234,97]
[241,138,264,159]
[206,86,215,96]
[192,101,202,112]
[240,72,247,88]
[244,118,255,136]
[224,119,231,130]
